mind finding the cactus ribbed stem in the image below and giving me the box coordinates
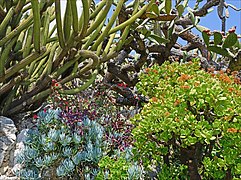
[70,0,78,33]
[85,0,112,37]
[89,0,106,20]
[31,0,41,52]
[79,0,89,39]
[63,0,72,41]
[0,37,18,77]
[59,69,98,95]
[0,7,14,36]
[55,0,65,48]
[0,49,46,83]
[109,2,150,35]
[0,14,33,46]
[92,0,124,50]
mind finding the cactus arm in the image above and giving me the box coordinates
[116,0,140,51]
[55,55,81,77]
[31,0,41,52]
[22,26,33,58]
[45,43,58,76]
[15,0,26,14]
[1,84,19,114]
[0,75,25,96]
[49,23,56,38]
[85,0,112,37]
[109,2,150,35]
[0,7,14,36]
[91,0,124,50]
[70,0,78,34]
[59,69,98,95]
[78,0,90,39]
[0,36,18,77]
[42,10,50,46]
[82,18,106,49]
[63,0,72,41]
[55,0,65,48]
[0,14,33,46]
[31,56,48,78]
[90,0,106,20]
[0,49,47,83]
[104,32,116,54]
[5,88,52,116]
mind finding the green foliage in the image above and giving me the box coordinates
[97,149,143,180]
[132,60,241,179]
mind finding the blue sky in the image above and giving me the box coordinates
[187,0,241,34]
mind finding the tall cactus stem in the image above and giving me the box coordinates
[63,0,72,41]
[55,0,65,48]
[0,7,14,36]
[85,0,112,37]
[78,0,90,39]
[89,0,106,20]
[70,0,78,34]
[91,0,124,50]
[0,36,18,77]
[109,2,151,35]
[0,14,33,46]
[31,0,41,52]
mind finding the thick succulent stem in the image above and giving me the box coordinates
[55,0,65,48]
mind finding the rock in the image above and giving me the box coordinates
[12,129,29,175]
[0,116,17,176]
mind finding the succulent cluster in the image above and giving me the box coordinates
[15,84,137,179]
[15,108,104,179]
[132,59,241,179]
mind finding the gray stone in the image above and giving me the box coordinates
[0,116,17,175]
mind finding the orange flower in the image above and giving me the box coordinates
[228,88,234,93]
[180,85,190,89]
[164,112,170,117]
[152,69,158,74]
[194,81,200,87]
[219,74,232,84]
[227,128,238,133]
[174,99,181,106]
[178,74,192,82]
[152,97,158,102]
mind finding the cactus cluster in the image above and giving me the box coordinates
[0,0,153,116]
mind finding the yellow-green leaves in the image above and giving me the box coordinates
[165,0,172,15]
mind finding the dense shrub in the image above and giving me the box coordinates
[132,59,241,179]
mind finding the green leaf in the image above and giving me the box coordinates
[202,31,210,46]
[151,3,159,15]
[196,25,209,32]
[176,4,184,16]
[165,0,172,15]
[213,32,223,46]
[222,32,238,48]
[208,46,231,57]
[148,34,170,44]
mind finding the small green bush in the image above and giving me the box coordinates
[132,60,241,179]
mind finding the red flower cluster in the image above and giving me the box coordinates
[117,83,128,87]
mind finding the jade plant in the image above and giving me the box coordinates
[132,60,241,179]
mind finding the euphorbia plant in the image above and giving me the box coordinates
[132,60,241,179]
